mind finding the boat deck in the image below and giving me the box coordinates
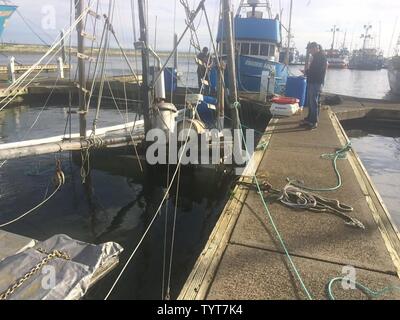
[179,106,400,300]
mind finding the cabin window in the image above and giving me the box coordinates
[241,43,250,55]
[250,43,259,55]
[269,45,275,56]
[260,44,269,57]
[222,43,227,55]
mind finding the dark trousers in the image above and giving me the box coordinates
[305,83,323,125]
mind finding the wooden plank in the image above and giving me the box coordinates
[178,118,279,300]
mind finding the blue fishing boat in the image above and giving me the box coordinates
[216,0,288,95]
[0,3,17,37]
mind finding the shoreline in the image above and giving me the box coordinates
[0,43,195,58]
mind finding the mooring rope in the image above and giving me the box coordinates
[0,161,65,228]
[288,143,353,192]
[233,104,313,300]
[327,277,400,300]
[260,180,365,230]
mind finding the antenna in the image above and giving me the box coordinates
[330,25,340,50]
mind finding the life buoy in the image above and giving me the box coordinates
[271,97,300,105]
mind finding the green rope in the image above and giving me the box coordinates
[237,111,314,300]
[234,109,396,300]
[290,143,352,192]
[327,277,400,300]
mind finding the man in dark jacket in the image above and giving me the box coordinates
[301,42,327,129]
[197,47,210,90]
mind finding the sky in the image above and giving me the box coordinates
[1,0,400,56]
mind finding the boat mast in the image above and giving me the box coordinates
[331,25,339,50]
[222,0,241,148]
[284,0,293,65]
[75,0,87,139]
[137,0,151,135]
[361,25,372,50]
[222,0,239,126]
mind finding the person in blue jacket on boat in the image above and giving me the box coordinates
[301,42,328,130]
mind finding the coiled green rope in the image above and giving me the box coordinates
[327,277,400,300]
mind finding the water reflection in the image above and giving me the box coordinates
[0,104,236,299]
[345,121,400,228]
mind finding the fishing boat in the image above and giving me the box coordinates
[325,49,349,69]
[349,25,384,70]
[217,0,288,95]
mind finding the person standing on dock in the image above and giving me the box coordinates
[301,42,327,130]
[197,47,210,91]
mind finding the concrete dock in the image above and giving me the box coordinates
[179,105,400,300]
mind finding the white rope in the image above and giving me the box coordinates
[0,179,63,228]
[0,75,61,170]
[105,79,144,172]
[0,46,64,112]
[0,8,90,111]
[104,3,214,299]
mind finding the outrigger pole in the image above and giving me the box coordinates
[222,0,241,150]
[137,0,151,135]
[284,0,293,65]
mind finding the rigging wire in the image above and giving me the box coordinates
[13,9,52,46]
[0,8,90,111]
[104,14,214,300]
[0,162,65,228]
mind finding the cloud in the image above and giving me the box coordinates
[1,0,399,56]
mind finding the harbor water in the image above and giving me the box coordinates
[1,53,399,101]
[345,122,400,228]
[0,104,237,299]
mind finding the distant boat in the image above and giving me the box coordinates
[0,4,17,38]
[325,48,349,69]
[349,25,384,70]
[349,48,384,70]
[388,56,400,95]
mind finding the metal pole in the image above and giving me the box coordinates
[222,0,241,152]
[137,0,151,135]
[60,29,66,63]
[173,33,178,70]
[285,0,293,65]
[223,0,238,105]
[75,0,86,138]
[331,25,339,50]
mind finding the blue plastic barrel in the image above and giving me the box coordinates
[164,67,178,92]
[285,76,307,107]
